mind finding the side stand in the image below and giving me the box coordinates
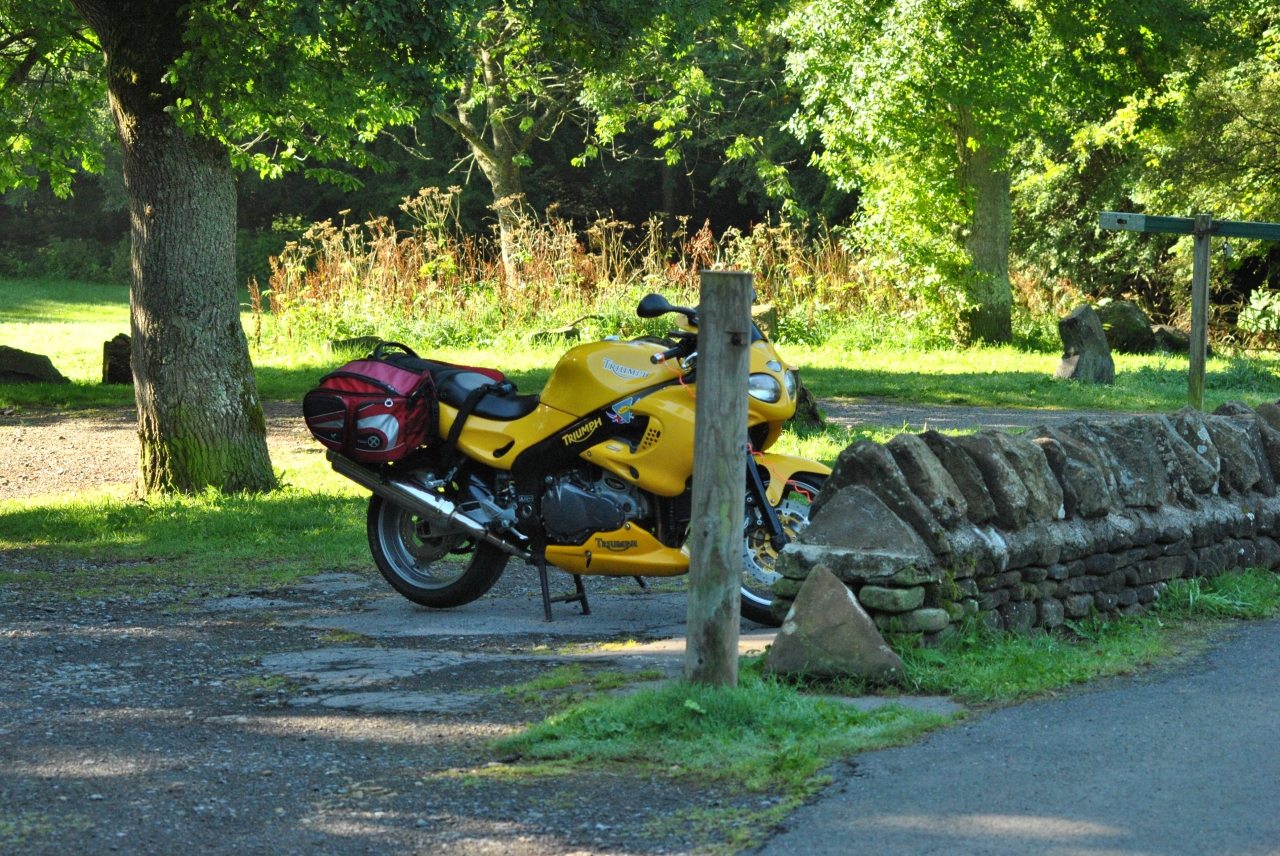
[536,556,590,621]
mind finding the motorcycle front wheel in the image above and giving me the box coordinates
[366,494,509,608]
[740,472,827,626]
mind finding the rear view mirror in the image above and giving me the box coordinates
[637,293,674,319]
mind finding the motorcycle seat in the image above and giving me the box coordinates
[432,368,541,421]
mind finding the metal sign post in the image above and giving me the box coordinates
[1099,212,1280,410]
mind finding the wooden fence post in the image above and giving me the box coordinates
[684,270,753,687]
[1189,212,1213,410]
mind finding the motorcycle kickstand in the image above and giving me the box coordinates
[536,556,591,621]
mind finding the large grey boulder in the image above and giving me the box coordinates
[1095,299,1156,353]
[1201,414,1262,495]
[920,430,997,525]
[1026,424,1119,518]
[0,345,69,385]
[812,441,951,556]
[1170,406,1222,493]
[953,432,1031,530]
[763,564,906,684]
[987,430,1065,522]
[887,433,967,528]
[1054,305,1115,384]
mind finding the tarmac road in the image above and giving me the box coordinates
[756,619,1280,856]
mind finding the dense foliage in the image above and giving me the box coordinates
[5,0,1280,346]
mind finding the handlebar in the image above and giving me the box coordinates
[651,346,682,364]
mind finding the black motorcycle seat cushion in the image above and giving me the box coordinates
[433,369,540,421]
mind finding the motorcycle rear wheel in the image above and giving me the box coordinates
[740,472,827,626]
[367,494,509,608]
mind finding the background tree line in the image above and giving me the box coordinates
[3,0,1279,494]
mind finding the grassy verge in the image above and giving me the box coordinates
[485,569,1280,852]
[6,278,1280,413]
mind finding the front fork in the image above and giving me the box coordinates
[745,453,789,549]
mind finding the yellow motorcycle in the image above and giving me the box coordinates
[327,293,830,624]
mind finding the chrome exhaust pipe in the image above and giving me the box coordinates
[327,451,531,561]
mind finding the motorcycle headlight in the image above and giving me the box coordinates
[784,370,798,401]
[748,373,782,403]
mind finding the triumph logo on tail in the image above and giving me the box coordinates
[561,418,602,446]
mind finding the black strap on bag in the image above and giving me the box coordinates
[441,381,501,479]
[371,341,419,360]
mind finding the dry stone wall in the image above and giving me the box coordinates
[772,402,1280,641]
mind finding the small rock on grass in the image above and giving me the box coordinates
[764,564,905,684]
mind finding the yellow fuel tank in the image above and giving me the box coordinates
[539,340,679,417]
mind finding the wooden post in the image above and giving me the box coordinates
[1189,213,1212,410]
[684,270,752,687]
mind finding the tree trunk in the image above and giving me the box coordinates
[72,0,276,495]
[955,115,1013,344]
[473,151,526,287]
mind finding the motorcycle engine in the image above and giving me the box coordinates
[542,469,650,544]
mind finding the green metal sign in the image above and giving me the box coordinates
[1099,211,1280,410]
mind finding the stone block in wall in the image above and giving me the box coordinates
[1162,538,1192,556]
[874,608,951,634]
[1030,436,1080,519]
[1006,583,1026,602]
[1118,588,1139,607]
[813,442,951,556]
[1217,402,1280,493]
[1028,425,1121,518]
[1101,570,1127,594]
[1046,563,1070,580]
[1137,584,1160,603]
[920,430,998,525]
[1064,594,1095,618]
[1066,576,1103,594]
[1171,406,1222,493]
[1085,552,1118,575]
[1154,414,1218,495]
[1000,601,1037,632]
[1256,536,1280,570]
[1094,592,1120,611]
[776,543,937,586]
[1201,415,1261,495]
[956,578,980,597]
[1022,566,1049,583]
[1224,415,1277,496]
[1184,550,1200,577]
[1038,598,1065,628]
[1037,581,1058,599]
[987,430,1065,522]
[1197,543,1226,577]
[953,432,1030,531]
[978,589,1009,611]
[1115,547,1146,569]
[1258,402,1280,432]
[1091,420,1171,508]
[858,585,925,613]
[1001,519,1066,569]
[887,433,968,529]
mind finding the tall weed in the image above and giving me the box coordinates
[260,187,957,350]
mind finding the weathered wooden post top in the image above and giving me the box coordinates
[1099,212,1280,411]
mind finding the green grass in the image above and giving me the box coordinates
[897,570,1280,703]
[496,675,949,792]
[0,446,378,594]
[6,278,1280,413]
